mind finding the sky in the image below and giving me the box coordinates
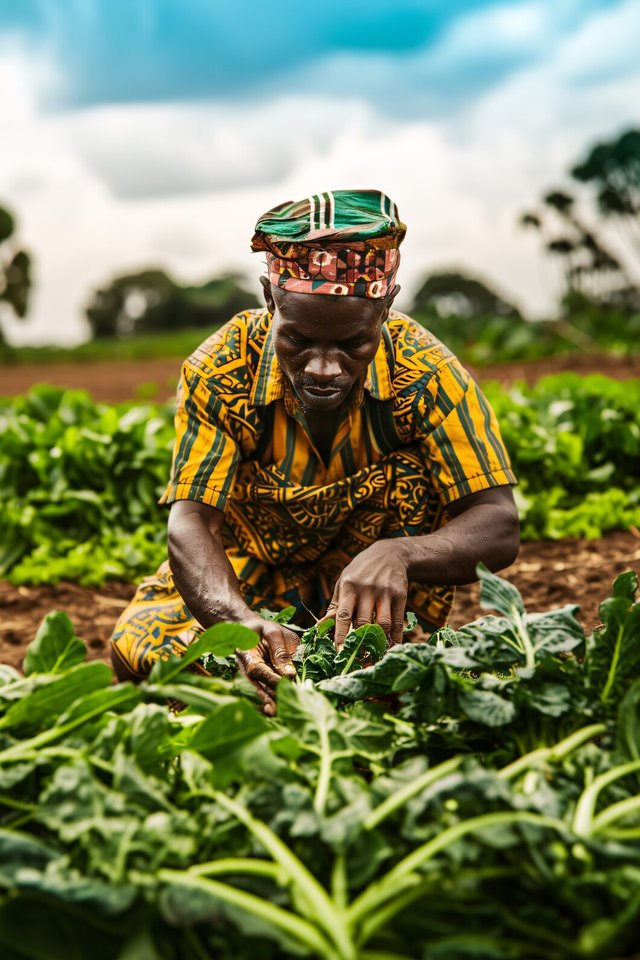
[1,0,639,345]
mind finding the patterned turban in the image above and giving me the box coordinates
[251,189,406,299]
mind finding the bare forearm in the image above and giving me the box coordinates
[167,506,252,628]
[396,499,520,586]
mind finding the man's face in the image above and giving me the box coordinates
[265,283,395,413]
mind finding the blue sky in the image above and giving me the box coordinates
[0,0,638,343]
[2,0,624,113]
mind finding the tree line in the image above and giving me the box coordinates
[1,126,639,347]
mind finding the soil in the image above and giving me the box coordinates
[1,350,639,674]
[2,530,639,674]
[1,351,639,404]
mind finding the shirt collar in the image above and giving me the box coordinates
[249,311,394,407]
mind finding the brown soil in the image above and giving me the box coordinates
[2,530,638,674]
[469,352,640,386]
[0,357,183,403]
[1,352,639,403]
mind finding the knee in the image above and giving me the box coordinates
[110,640,144,684]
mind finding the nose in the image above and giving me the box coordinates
[303,352,343,384]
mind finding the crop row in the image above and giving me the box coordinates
[0,566,639,958]
[1,375,639,586]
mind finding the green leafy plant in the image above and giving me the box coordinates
[1,568,640,958]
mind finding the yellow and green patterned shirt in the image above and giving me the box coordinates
[159,308,516,627]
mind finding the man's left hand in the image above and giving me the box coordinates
[322,541,409,649]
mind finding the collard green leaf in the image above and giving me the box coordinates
[23,611,87,676]
[318,643,441,701]
[458,688,516,728]
[611,570,639,602]
[0,829,56,885]
[0,897,125,960]
[0,661,113,732]
[55,684,142,730]
[616,679,640,763]
[189,700,269,762]
[259,605,297,625]
[334,624,388,675]
[522,682,573,718]
[477,563,526,617]
[587,587,640,709]
[525,605,585,657]
[148,622,258,684]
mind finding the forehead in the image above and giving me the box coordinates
[274,289,383,339]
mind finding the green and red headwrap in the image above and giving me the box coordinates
[251,189,406,298]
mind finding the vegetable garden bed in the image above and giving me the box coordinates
[1,566,639,959]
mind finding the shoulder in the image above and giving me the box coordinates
[384,311,472,432]
[385,310,455,375]
[182,308,269,392]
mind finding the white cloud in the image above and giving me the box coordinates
[65,97,363,199]
[1,0,640,346]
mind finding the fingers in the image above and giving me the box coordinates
[333,590,358,651]
[263,626,298,679]
[325,586,406,650]
[236,647,281,690]
[376,595,406,646]
[236,653,276,715]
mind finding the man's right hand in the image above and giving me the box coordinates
[235,617,299,716]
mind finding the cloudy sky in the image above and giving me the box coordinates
[1,0,639,344]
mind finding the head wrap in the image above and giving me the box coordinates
[251,189,406,298]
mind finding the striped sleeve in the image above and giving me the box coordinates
[158,364,239,510]
[419,358,517,504]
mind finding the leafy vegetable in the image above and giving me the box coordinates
[1,377,639,587]
[1,567,640,958]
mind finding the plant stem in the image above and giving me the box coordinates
[348,811,566,933]
[331,854,348,911]
[600,621,625,703]
[314,720,333,816]
[189,858,283,881]
[364,756,463,831]
[0,686,139,763]
[159,868,334,958]
[213,790,356,959]
[0,794,37,812]
[592,793,640,833]
[573,758,640,838]
[498,723,607,780]
[513,612,536,669]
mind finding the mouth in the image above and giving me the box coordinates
[297,384,349,406]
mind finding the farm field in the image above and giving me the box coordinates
[1,530,639,674]
[1,349,639,402]
[1,349,639,670]
[1,347,640,959]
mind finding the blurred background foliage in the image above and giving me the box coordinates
[1,126,639,368]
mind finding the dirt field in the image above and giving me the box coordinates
[2,530,638,673]
[1,350,639,674]
[1,351,639,403]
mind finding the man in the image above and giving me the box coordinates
[111,190,519,710]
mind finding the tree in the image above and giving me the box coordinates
[86,269,260,339]
[571,129,640,252]
[520,128,640,313]
[0,204,32,342]
[411,271,521,320]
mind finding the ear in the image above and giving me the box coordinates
[260,275,277,315]
[379,283,400,324]
[387,283,401,309]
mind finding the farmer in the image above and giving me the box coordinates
[110,190,519,708]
